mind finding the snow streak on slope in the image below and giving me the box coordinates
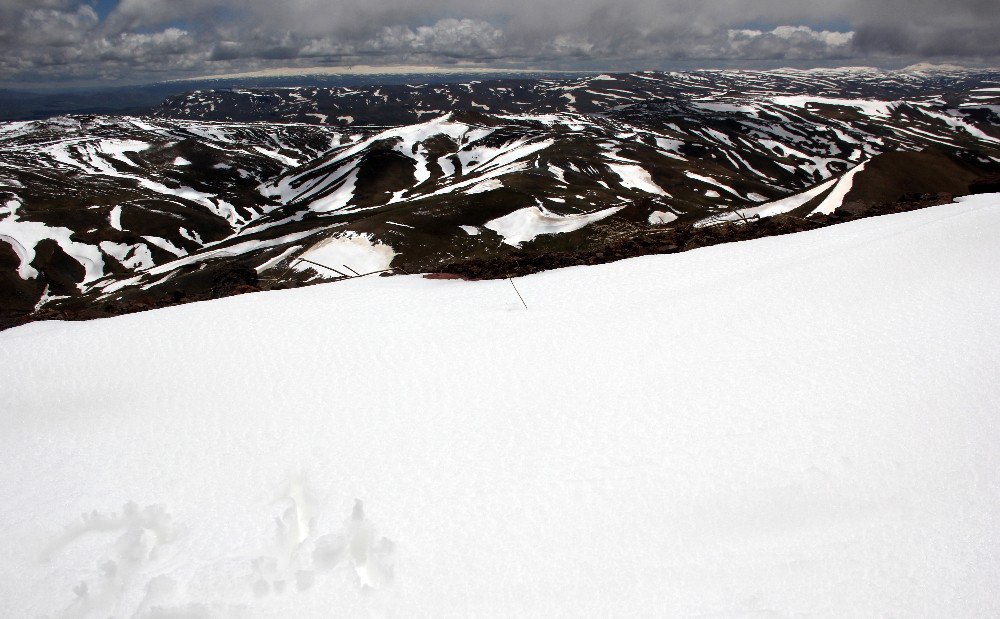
[706,177,838,224]
[2,196,999,616]
[811,161,868,215]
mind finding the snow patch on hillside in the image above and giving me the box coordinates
[649,210,678,225]
[309,170,358,213]
[485,204,623,245]
[608,163,669,195]
[811,161,868,215]
[685,170,742,197]
[294,232,395,276]
[706,177,839,224]
[771,96,899,117]
[466,178,502,194]
[0,198,105,284]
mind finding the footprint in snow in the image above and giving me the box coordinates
[250,474,396,597]
[41,502,178,618]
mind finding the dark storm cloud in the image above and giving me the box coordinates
[849,0,1000,58]
[0,0,997,84]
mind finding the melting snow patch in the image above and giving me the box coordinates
[309,169,358,213]
[691,101,759,116]
[178,227,204,245]
[548,164,567,183]
[0,198,105,284]
[255,245,302,273]
[254,146,300,167]
[649,211,679,225]
[173,157,191,166]
[294,232,395,276]
[99,228,333,295]
[685,171,742,197]
[466,179,503,194]
[485,205,623,246]
[32,285,69,311]
[705,177,839,225]
[811,162,868,216]
[100,241,155,271]
[97,139,150,168]
[142,236,188,258]
[772,96,898,117]
[459,225,481,236]
[917,108,1000,144]
[109,205,125,231]
[135,179,218,212]
[437,156,456,177]
[608,163,670,195]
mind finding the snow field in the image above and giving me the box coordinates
[1,196,999,616]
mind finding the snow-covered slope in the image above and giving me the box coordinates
[2,195,999,616]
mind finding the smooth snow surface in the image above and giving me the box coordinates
[2,196,1000,616]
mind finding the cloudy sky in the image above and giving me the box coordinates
[1,0,998,86]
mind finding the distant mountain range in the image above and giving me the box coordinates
[0,72,567,121]
[2,68,999,327]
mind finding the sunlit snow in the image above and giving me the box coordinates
[2,196,998,616]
